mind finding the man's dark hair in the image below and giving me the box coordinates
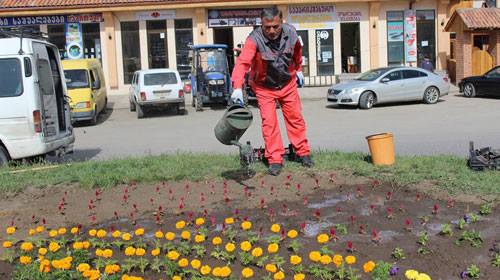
[261,6,282,20]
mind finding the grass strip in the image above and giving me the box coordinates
[0,151,499,196]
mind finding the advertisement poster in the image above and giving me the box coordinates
[387,21,404,42]
[208,9,262,27]
[404,9,417,63]
[0,13,102,27]
[337,11,362,22]
[65,22,84,60]
[288,5,336,29]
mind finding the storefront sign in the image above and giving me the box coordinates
[65,23,84,60]
[208,9,263,27]
[136,10,176,21]
[337,11,362,22]
[404,9,417,63]
[0,13,103,27]
[387,22,404,42]
[288,5,336,29]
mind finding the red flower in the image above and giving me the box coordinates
[346,241,354,252]
[432,203,440,215]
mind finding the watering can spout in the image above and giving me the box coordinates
[214,105,253,145]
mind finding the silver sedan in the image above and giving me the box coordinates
[327,67,450,109]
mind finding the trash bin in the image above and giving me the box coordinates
[366,133,395,165]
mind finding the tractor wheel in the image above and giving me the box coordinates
[195,95,203,111]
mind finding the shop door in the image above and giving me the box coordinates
[147,20,168,69]
[416,10,436,68]
[213,28,234,72]
[340,23,360,73]
[472,34,493,76]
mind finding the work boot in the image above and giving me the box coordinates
[299,155,314,168]
[268,163,283,176]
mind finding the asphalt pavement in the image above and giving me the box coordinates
[63,85,500,162]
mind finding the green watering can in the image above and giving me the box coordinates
[214,104,253,145]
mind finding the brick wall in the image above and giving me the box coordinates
[455,31,473,81]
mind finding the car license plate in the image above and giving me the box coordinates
[154,90,171,98]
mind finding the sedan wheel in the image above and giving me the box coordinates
[463,83,476,98]
[359,92,375,109]
[423,86,440,104]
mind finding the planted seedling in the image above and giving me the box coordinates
[418,231,429,246]
[371,261,392,280]
[491,253,500,267]
[391,247,406,260]
[466,264,480,279]
[335,224,348,235]
[439,224,453,237]
[457,218,467,230]
[458,230,483,248]
[479,203,492,216]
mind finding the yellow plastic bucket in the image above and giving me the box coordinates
[366,133,395,166]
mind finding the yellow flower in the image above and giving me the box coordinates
[112,230,121,238]
[287,229,298,239]
[416,273,431,280]
[77,263,91,272]
[242,267,254,278]
[317,233,329,244]
[181,230,191,240]
[154,230,164,239]
[363,261,376,273]
[88,229,97,237]
[103,249,113,258]
[95,248,104,257]
[2,241,13,248]
[220,266,232,277]
[135,248,146,256]
[200,265,211,275]
[35,226,44,233]
[251,247,263,257]
[405,270,419,280]
[178,258,189,268]
[6,226,16,235]
[134,228,144,236]
[73,242,83,250]
[270,224,281,233]
[195,234,205,243]
[212,267,222,277]
[333,254,343,267]
[320,255,332,265]
[28,229,36,236]
[212,236,222,245]
[225,217,234,225]
[39,259,51,273]
[241,221,252,230]
[49,230,58,238]
[104,264,120,275]
[20,256,32,265]
[96,229,107,238]
[267,243,279,254]
[274,271,285,280]
[125,247,136,256]
[265,264,277,273]
[195,217,205,226]
[151,248,161,257]
[122,233,132,241]
[309,251,321,262]
[175,220,186,229]
[167,250,180,261]
[38,247,48,256]
[191,259,201,270]
[290,255,302,265]
[240,241,252,252]
[21,242,34,252]
[172,276,182,280]
[294,273,306,280]
[82,241,91,249]
[58,227,67,235]
[165,232,176,241]
[345,255,356,265]
[70,227,79,235]
[225,242,235,252]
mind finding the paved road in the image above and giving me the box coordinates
[63,87,500,162]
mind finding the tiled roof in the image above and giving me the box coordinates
[0,0,219,10]
[445,8,500,30]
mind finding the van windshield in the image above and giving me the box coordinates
[144,72,177,86]
[0,58,23,98]
[64,70,89,89]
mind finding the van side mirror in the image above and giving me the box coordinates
[380,78,390,83]
[92,80,100,89]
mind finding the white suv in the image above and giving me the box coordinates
[128,69,185,118]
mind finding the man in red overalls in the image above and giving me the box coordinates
[231,6,313,176]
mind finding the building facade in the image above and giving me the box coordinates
[0,0,455,94]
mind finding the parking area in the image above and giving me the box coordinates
[63,86,500,162]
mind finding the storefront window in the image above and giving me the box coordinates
[316,29,334,76]
[47,24,66,58]
[297,30,309,76]
[387,11,405,66]
[82,23,101,59]
[121,21,141,84]
[416,10,436,67]
[147,20,168,69]
[175,19,193,80]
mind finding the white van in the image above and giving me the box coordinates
[0,30,75,166]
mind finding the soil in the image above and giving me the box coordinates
[0,170,498,279]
